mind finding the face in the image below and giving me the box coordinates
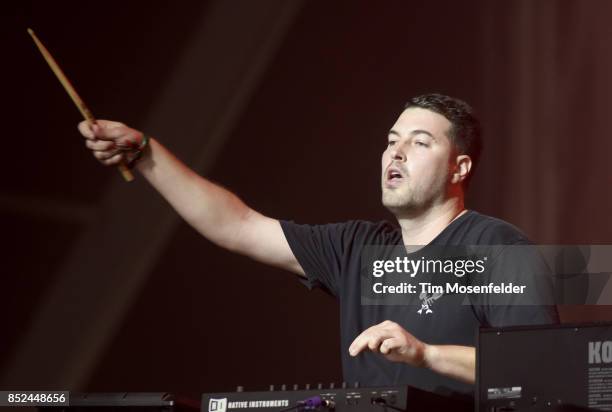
[381,107,456,216]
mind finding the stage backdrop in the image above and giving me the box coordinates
[1,0,611,399]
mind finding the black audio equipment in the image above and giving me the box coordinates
[478,321,612,412]
[38,392,200,412]
[202,384,473,412]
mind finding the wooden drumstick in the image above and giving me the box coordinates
[27,28,134,182]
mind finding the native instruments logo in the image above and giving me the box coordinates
[209,399,227,412]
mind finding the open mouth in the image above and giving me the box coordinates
[385,167,405,186]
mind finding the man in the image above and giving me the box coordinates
[78,93,558,397]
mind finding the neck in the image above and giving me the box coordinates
[396,197,466,246]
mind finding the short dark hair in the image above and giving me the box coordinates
[404,93,482,188]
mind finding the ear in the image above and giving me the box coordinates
[451,155,472,184]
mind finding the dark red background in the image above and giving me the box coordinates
[2,0,611,400]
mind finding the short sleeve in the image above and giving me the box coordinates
[279,220,400,297]
[471,243,560,327]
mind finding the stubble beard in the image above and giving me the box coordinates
[381,178,446,218]
[382,186,427,217]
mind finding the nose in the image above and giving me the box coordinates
[390,145,406,162]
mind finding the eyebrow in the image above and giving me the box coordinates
[388,129,436,141]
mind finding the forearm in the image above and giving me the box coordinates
[423,344,475,384]
[135,137,250,249]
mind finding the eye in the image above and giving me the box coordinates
[387,140,397,147]
[415,141,429,148]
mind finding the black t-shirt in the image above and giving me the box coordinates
[280,210,559,397]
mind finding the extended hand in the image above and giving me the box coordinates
[348,320,428,367]
[78,120,146,166]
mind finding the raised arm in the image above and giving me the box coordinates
[78,120,304,276]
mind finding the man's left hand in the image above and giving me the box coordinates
[348,320,428,367]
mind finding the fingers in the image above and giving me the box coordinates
[349,320,427,366]
[93,149,121,161]
[379,336,423,365]
[93,123,128,141]
[77,119,144,167]
[349,321,398,356]
[380,337,402,355]
[85,138,115,151]
[78,121,95,138]
[84,136,122,164]
[77,120,127,141]
[92,146,123,161]
[98,152,124,166]
[350,332,386,355]
[115,132,142,150]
